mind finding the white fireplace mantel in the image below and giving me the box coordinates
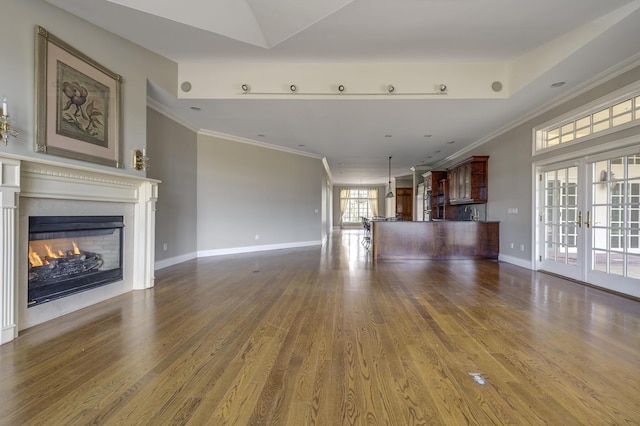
[0,153,158,344]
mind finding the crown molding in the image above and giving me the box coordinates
[146,97,199,133]
[437,54,640,168]
[197,129,324,160]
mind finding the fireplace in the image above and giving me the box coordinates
[28,216,124,306]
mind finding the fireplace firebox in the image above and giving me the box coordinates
[28,216,124,306]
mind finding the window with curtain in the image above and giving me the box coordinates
[340,188,378,223]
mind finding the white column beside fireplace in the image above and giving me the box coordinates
[0,154,158,344]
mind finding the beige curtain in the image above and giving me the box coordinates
[368,188,379,217]
[339,188,350,228]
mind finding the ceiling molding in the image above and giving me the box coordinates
[198,129,324,160]
[437,54,640,169]
[147,97,199,132]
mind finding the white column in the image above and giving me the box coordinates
[0,158,20,344]
[133,180,158,290]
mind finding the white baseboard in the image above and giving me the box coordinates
[498,253,533,270]
[155,252,197,270]
[198,240,323,258]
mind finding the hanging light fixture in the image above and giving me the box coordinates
[386,156,394,198]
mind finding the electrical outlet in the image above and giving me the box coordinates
[510,242,514,249]
[255,234,259,240]
[163,243,168,251]
[520,244,525,251]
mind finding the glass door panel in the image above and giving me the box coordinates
[538,153,640,297]
[587,155,640,290]
[539,165,582,279]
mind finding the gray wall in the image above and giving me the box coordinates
[2,0,176,174]
[147,108,198,263]
[442,65,640,264]
[197,133,324,251]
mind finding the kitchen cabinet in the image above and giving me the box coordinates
[447,156,489,205]
[422,170,447,220]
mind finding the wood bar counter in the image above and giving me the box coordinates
[371,220,499,260]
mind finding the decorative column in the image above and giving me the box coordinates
[133,180,158,290]
[0,158,20,344]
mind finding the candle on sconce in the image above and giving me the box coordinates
[2,96,7,116]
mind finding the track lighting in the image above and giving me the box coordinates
[237,83,448,96]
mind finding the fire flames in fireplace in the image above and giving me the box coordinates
[28,242,104,284]
[28,242,82,267]
[28,215,124,306]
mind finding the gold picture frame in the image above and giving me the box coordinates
[34,26,123,167]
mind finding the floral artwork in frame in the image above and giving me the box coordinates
[34,26,123,167]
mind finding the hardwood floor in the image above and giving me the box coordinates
[1,230,640,425]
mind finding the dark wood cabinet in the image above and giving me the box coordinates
[395,188,413,221]
[447,156,489,205]
[422,171,447,220]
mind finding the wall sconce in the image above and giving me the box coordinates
[132,147,149,171]
[1,96,19,146]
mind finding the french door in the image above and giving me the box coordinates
[538,151,640,296]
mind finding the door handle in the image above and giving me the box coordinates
[576,211,582,228]
[585,211,591,228]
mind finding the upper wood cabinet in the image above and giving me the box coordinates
[447,156,489,205]
[422,170,447,220]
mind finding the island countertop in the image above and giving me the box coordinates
[371,220,499,260]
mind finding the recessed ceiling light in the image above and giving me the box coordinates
[447,140,455,144]
[551,81,565,88]
[190,106,201,111]
[385,134,392,138]
[424,134,432,138]
[298,144,306,147]
[427,156,432,159]
[435,150,441,153]
[257,134,265,137]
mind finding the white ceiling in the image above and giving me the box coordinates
[46,0,640,183]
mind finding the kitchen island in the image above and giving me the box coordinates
[371,220,499,260]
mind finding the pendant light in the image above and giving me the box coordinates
[386,156,394,198]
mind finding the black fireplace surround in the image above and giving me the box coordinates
[28,216,124,306]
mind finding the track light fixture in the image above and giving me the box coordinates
[237,83,448,96]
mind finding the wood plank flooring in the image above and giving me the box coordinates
[1,230,640,425]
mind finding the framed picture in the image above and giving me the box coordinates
[34,26,122,167]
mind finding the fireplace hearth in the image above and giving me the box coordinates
[28,216,124,306]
